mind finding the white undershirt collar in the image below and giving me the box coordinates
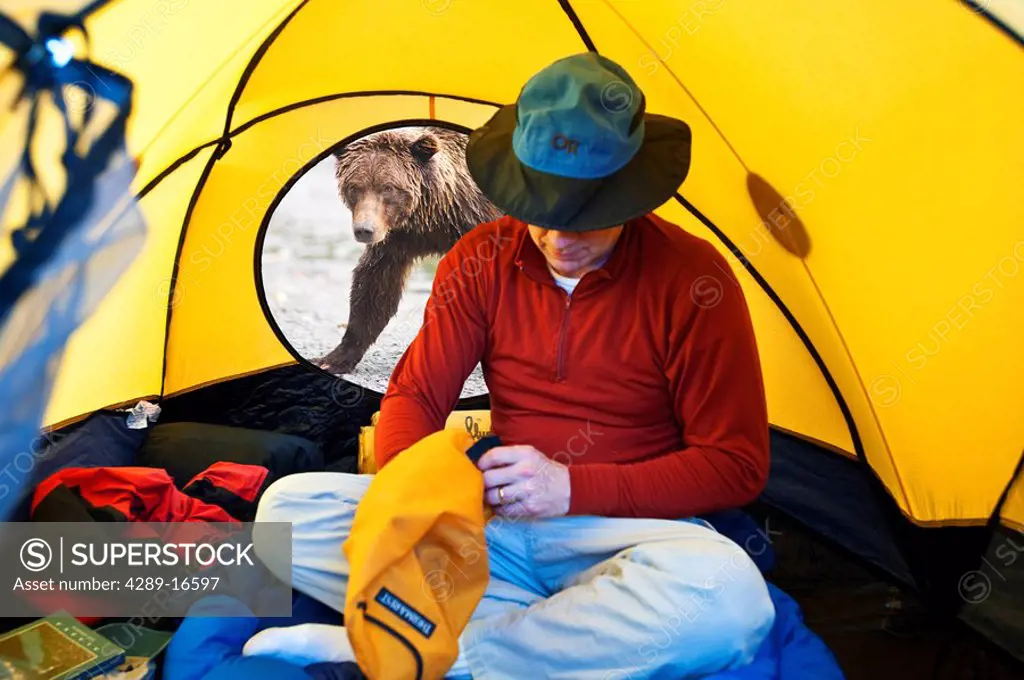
[548,267,582,294]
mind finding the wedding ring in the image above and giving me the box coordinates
[498,486,506,506]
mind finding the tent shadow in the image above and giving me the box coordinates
[746,172,812,259]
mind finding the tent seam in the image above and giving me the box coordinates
[119,1,307,182]
[961,0,1024,47]
[157,150,218,398]
[598,0,911,515]
[800,265,915,515]
[557,0,597,51]
[137,91,503,200]
[220,0,310,137]
[673,194,864,459]
[158,0,309,399]
[598,0,751,171]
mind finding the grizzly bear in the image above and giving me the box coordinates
[317,126,503,375]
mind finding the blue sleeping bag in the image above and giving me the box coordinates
[162,594,356,680]
[164,510,844,680]
[703,584,844,680]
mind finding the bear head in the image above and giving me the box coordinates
[333,128,442,245]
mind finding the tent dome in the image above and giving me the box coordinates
[25,0,1019,528]
[1,0,1023,663]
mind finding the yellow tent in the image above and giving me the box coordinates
[1,0,1022,662]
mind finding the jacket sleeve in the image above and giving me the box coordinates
[374,236,490,468]
[567,250,770,519]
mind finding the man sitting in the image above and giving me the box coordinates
[247,52,776,679]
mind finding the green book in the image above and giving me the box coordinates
[95,624,174,680]
[0,612,125,680]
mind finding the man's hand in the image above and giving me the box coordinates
[477,445,570,519]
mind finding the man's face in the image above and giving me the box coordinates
[527,224,624,279]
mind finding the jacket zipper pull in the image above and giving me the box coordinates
[556,293,572,381]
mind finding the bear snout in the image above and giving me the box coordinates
[352,222,380,243]
[351,195,389,244]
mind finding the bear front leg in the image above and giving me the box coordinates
[318,244,417,375]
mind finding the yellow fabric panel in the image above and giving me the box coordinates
[0,92,74,242]
[165,96,434,395]
[1,92,113,376]
[129,31,276,192]
[751,3,1024,524]
[585,0,1024,522]
[43,147,214,428]
[432,99,502,131]
[85,0,302,178]
[232,0,580,125]
[653,200,854,457]
[577,3,876,465]
[0,100,31,274]
[0,43,13,74]
[0,222,11,276]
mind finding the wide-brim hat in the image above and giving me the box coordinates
[465,52,692,232]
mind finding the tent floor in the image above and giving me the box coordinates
[2,511,1018,678]
[759,510,1021,679]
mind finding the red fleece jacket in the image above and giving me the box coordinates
[375,215,770,519]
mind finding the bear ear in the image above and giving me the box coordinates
[410,134,440,163]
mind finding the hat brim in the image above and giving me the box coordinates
[465,105,692,231]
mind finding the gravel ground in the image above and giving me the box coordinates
[260,157,487,397]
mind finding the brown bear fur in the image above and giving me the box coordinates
[318,126,502,375]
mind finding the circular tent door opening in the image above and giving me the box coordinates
[258,124,493,398]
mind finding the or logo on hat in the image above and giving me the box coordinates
[551,133,580,155]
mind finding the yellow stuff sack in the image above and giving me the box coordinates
[359,410,492,474]
[343,428,489,679]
